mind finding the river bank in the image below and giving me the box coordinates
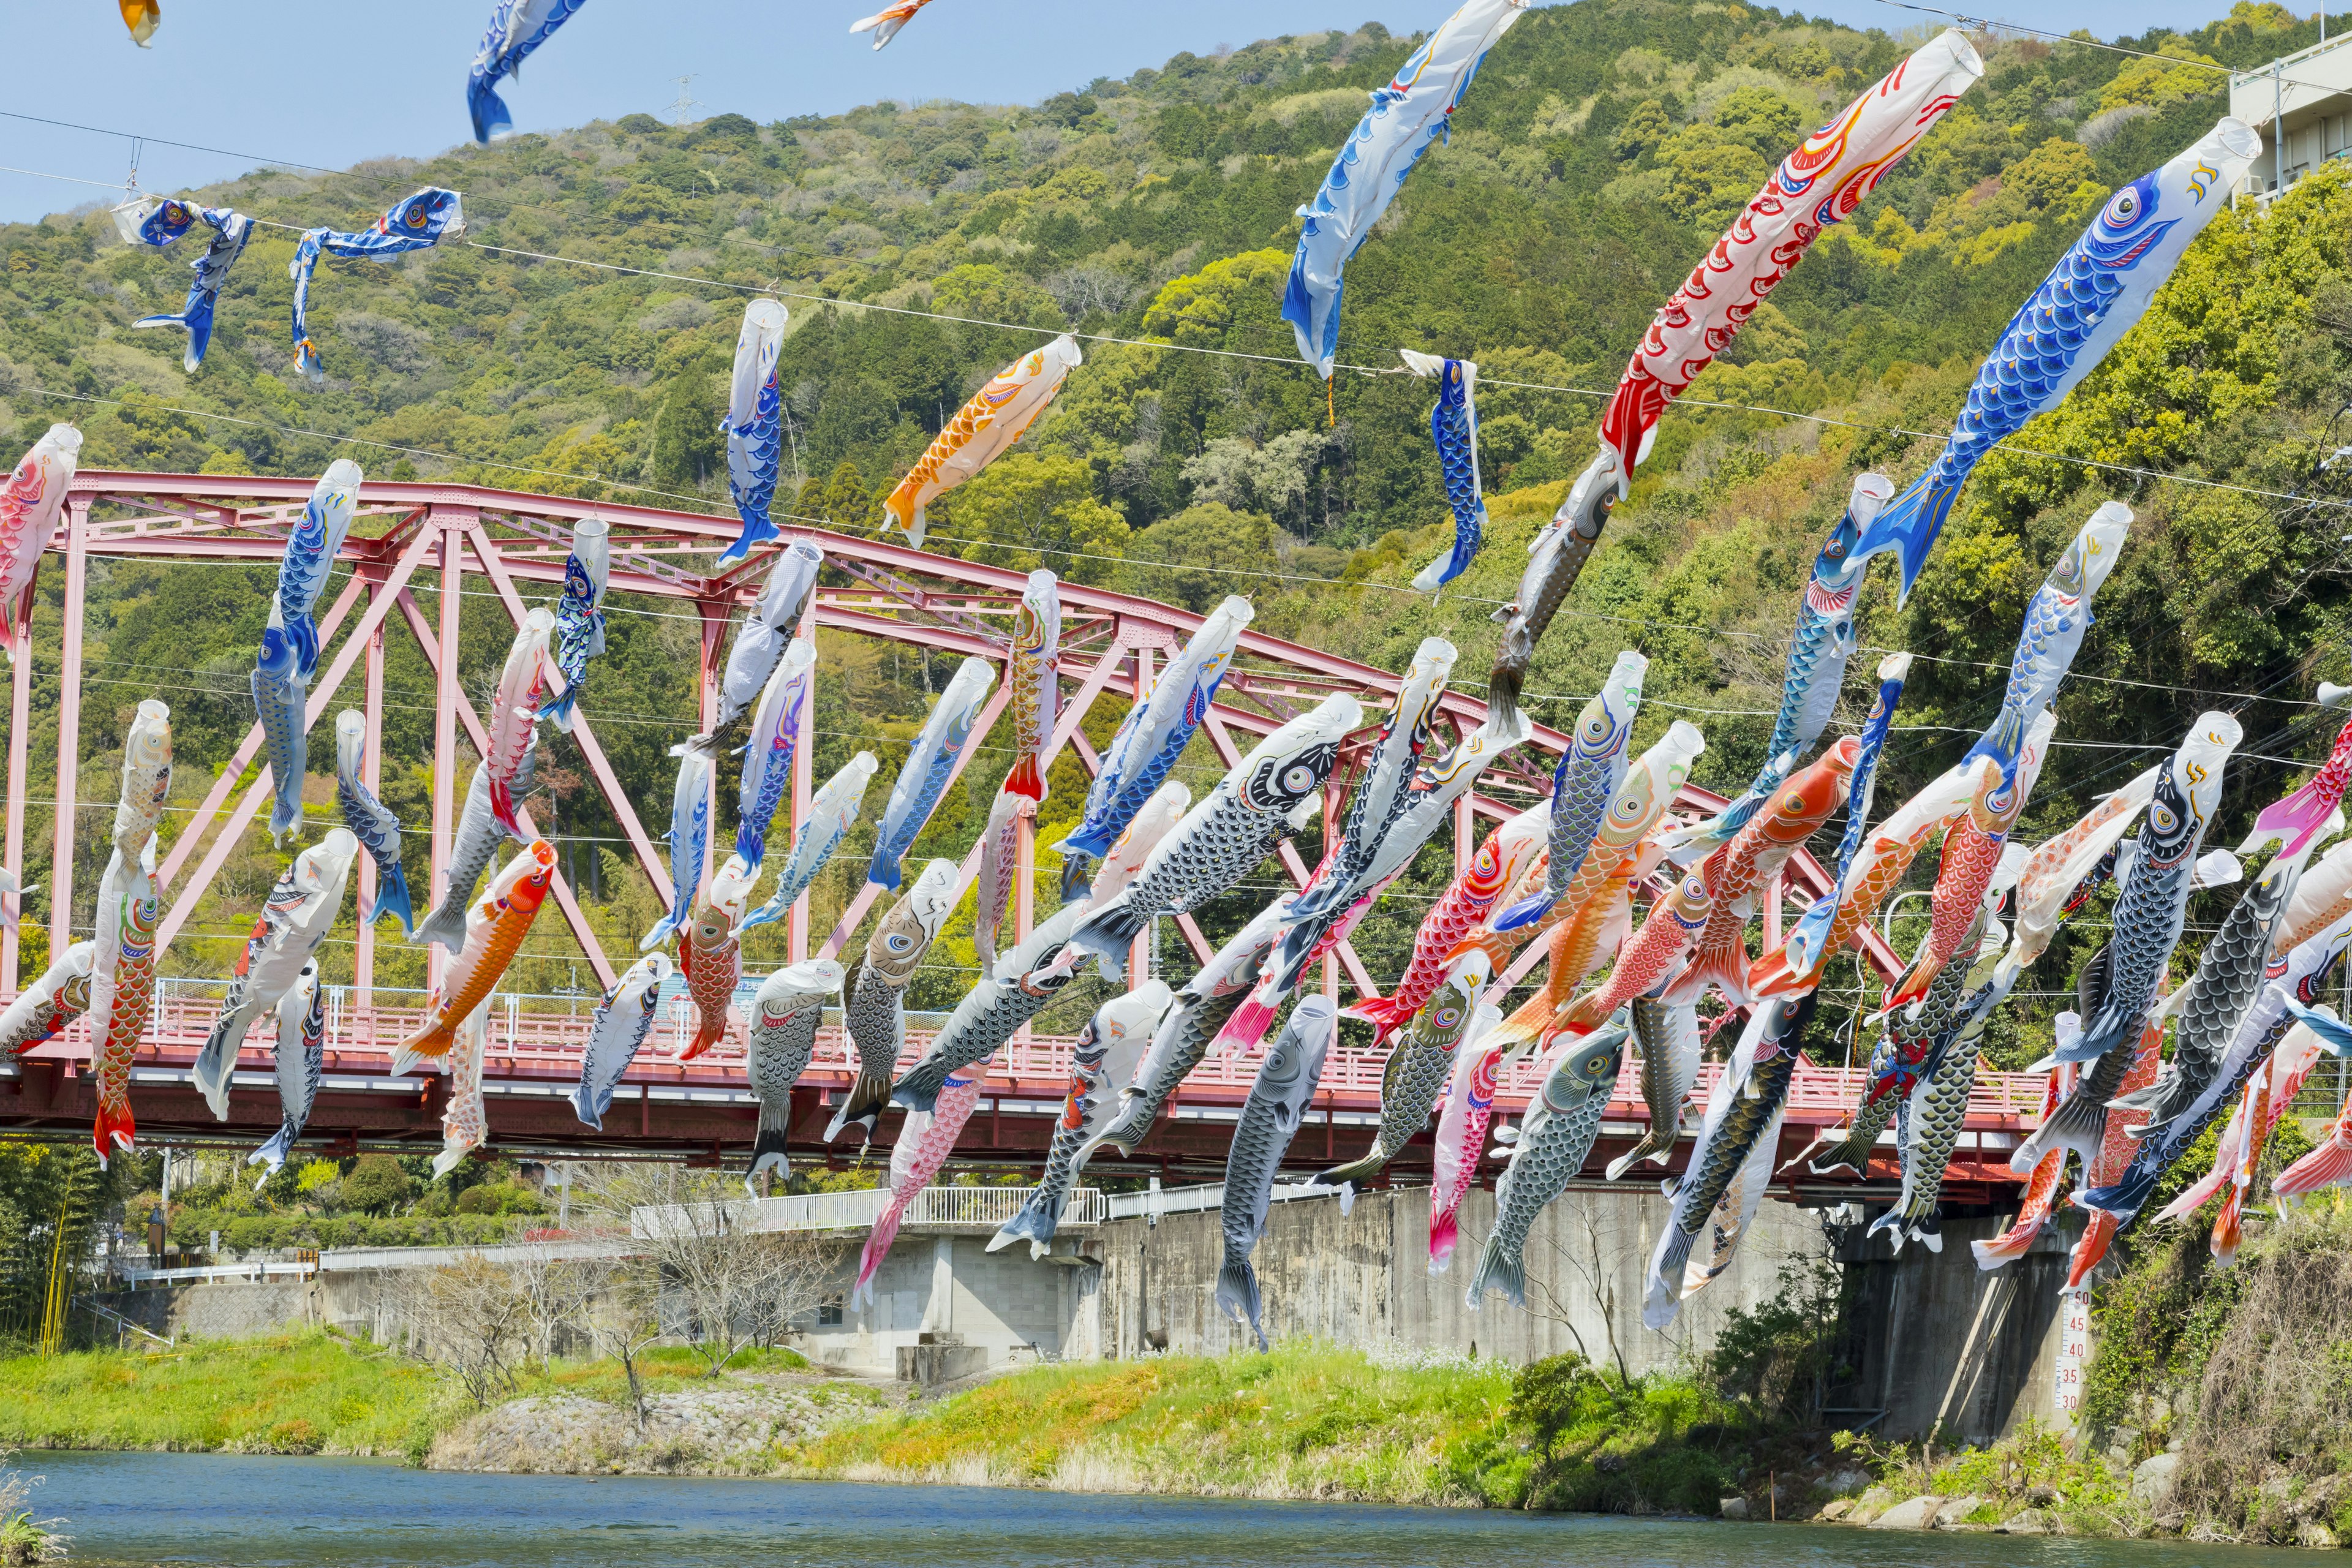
[1,1331,2324,1548]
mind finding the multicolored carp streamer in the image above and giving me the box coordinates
[994,983,1174,1259]
[1057,597,1251,870]
[2055,711,2242,1064]
[334,711,412,936]
[1003,570,1061,801]
[289,189,466,384]
[867,656,995,892]
[719,300,788,565]
[1283,0,1533,378]
[1487,31,1982,725]
[882,337,1082,549]
[0,424,81,657]
[124,201,255,371]
[484,607,560,835]
[850,0,938,49]
[745,960,845,1188]
[1675,477,1888,853]
[1466,1023,1627,1311]
[1493,649,1644,932]
[194,830,357,1120]
[734,638,815,875]
[741,752,880,935]
[640,749,711,952]
[544,518,608,734]
[468,0,588,143]
[569,953,671,1131]
[685,540,824,755]
[396,840,556,1072]
[1428,1005,1504,1272]
[1399,350,1486,592]
[1852,118,2261,599]
[248,962,325,1185]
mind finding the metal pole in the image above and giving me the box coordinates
[2,575,34,995]
[1128,644,1153,984]
[355,571,386,1022]
[2278,61,2286,195]
[48,500,86,964]
[788,587,816,964]
[429,519,464,997]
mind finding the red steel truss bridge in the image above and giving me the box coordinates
[0,472,2040,1199]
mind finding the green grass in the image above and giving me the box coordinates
[0,1330,812,1459]
[788,1344,1518,1504]
[0,1330,440,1455]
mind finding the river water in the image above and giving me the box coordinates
[19,1450,2316,1567]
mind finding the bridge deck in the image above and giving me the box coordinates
[1,995,2045,1199]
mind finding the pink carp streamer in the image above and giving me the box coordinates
[1428,1031,1505,1272]
[853,1067,986,1306]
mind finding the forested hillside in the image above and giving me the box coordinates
[1,0,2347,1058]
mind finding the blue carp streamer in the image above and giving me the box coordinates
[1401,350,1485,593]
[469,0,589,145]
[289,189,466,385]
[1851,118,2257,600]
[1282,0,1529,377]
[125,200,255,373]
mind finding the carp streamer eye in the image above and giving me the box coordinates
[2103,187,2140,228]
[1281,764,1316,794]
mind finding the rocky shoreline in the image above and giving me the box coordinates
[427,1376,899,1477]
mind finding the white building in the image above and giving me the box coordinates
[2233,32,2352,199]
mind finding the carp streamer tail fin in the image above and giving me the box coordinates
[1005,756,1045,802]
[989,1186,1065,1257]
[1849,469,1962,607]
[92,1100,137,1166]
[1343,992,1414,1046]
[369,861,416,938]
[568,1080,606,1133]
[193,1017,240,1121]
[1061,893,1148,984]
[1606,1127,1676,1182]
[746,1107,792,1192]
[717,511,778,568]
[829,1073,895,1141]
[888,1063,945,1116]
[1466,1235,1525,1311]
[418,896,474,954]
[2078,1164,2160,1225]
[249,1121,298,1186]
[1658,933,1748,1009]
[131,303,216,373]
[1215,1257,1268,1351]
[853,1199,909,1309]
[1427,1208,1460,1274]
[1317,1146,1389,1196]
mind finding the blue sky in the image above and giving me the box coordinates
[0,0,2273,226]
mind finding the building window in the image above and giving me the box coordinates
[818,1295,843,1327]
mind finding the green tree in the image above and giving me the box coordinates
[1123,502,1274,610]
[651,362,723,490]
[343,1155,415,1216]
[946,451,1132,584]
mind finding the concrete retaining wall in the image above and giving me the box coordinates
[89,1184,2070,1446]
